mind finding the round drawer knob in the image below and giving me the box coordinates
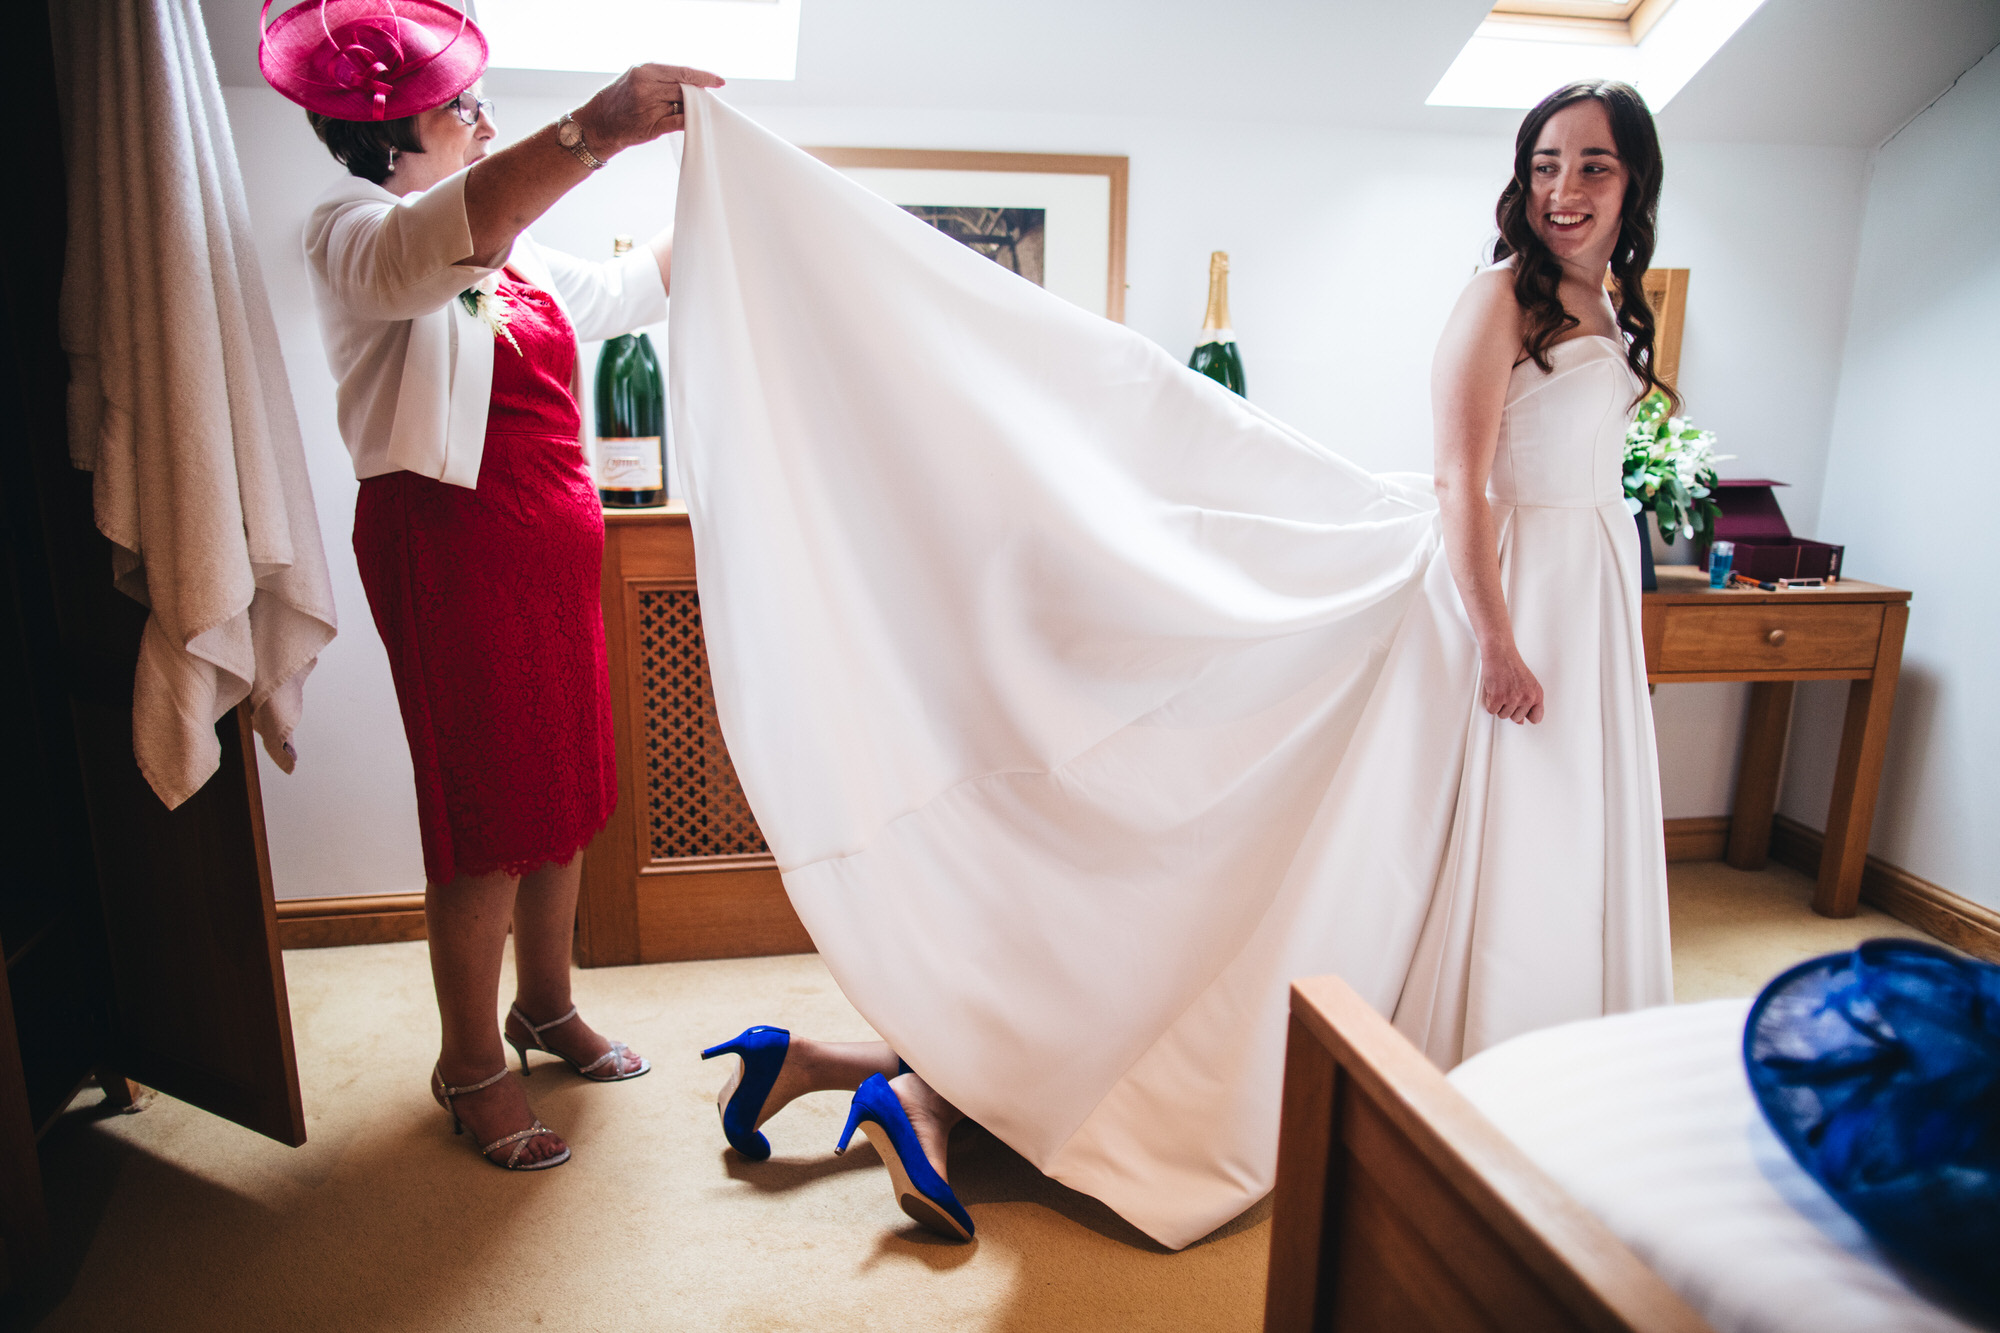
[1767,628,1788,647]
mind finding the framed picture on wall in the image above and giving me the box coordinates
[1641,267,1689,387]
[802,147,1130,322]
[1608,267,1690,386]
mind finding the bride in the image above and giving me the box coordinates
[685,80,1676,1248]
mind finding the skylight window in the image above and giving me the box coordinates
[1484,0,1677,46]
[1428,0,1765,110]
[477,0,801,81]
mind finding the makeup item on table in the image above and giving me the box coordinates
[1730,572,1828,592]
[1708,539,1735,588]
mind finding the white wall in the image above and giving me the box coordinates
[227,83,1867,896]
[1778,45,2000,907]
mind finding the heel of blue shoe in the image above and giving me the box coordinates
[701,1023,787,1063]
[835,1096,867,1155]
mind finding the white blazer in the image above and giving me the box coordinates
[302,167,670,489]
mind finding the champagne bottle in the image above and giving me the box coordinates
[1189,250,1246,397]
[595,235,667,508]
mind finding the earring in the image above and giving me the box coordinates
[386,146,398,173]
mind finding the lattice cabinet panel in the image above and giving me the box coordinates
[634,588,770,863]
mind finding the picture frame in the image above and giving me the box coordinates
[1642,268,1689,387]
[802,147,1130,323]
[1608,267,1689,386]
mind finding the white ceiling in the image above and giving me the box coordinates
[203,0,2000,146]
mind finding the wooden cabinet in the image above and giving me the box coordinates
[575,505,814,967]
[1642,568,1911,918]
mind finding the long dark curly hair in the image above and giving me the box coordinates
[1492,80,1675,412]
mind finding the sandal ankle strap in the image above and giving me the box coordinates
[510,1002,582,1038]
[435,1066,510,1100]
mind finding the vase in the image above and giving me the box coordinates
[1636,510,1658,592]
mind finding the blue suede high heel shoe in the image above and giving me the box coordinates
[701,1025,790,1161]
[835,1073,975,1242]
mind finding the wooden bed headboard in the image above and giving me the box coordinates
[1264,975,1715,1333]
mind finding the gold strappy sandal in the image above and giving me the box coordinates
[430,1065,571,1171]
[504,1003,651,1082]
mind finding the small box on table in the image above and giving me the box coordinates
[1714,479,1844,582]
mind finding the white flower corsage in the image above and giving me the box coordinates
[459,273,521,355]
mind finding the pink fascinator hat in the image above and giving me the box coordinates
[258,0,488,121]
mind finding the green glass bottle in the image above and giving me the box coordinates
[1189,250,1246,397]
[595,235,666,508]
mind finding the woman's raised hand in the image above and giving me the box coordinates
[576,64,726,156]
[1480,645,1545,725]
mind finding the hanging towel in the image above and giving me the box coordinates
[53,0,337,810]
[669,89,1670,1250]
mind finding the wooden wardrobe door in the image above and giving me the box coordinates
[64,696,306,1147]
[6,1,304,1149]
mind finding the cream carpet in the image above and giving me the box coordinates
[15,861,1934,1332]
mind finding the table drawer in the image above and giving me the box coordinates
[1654,603,1884,674]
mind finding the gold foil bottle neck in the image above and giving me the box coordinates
[1201,251,1233,334]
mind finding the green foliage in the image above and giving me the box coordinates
[1622,390,1731,546]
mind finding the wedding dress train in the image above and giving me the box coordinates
[668,89,1672,1250]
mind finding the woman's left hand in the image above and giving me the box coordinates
[1480,643,1545,725]
[576,64,726,157]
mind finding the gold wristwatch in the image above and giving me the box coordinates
[556,113,607,171]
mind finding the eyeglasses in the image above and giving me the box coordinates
[449,91,493,126]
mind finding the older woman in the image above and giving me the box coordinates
[259,0,721,1169]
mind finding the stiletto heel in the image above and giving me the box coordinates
[700,1025,790,1161]
[835,1073,974,1242]
[504,1003,650,1082]
[429,1064,570,1171]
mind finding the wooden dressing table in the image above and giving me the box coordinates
[1642,566,1910,917]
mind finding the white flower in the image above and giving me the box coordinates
[459,274,521,355]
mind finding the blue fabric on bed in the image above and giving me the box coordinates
[1745,938,2000,1321]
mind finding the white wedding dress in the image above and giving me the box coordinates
[668,90,1673,1250]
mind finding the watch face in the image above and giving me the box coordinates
[558,118,582,149]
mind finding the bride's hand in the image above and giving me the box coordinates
[576,64,726,155]
[1480,646,1545,724]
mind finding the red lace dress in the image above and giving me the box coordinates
[352,274,616,885]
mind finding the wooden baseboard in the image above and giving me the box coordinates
[1662,816,1730,862]
[1768,815,2000,962]
[275,893,426,949]
[273,820,1997,965]
[633,865,814,963]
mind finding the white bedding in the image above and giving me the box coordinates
[1447,999,1984,1333]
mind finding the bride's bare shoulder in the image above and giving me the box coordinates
[1444,262,1523,344]
[1463,260,1520,306]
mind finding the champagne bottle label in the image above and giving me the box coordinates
[598,437,664,491]
[1194,327,1236,347]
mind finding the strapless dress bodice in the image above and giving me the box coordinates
[1487,335,1640,509]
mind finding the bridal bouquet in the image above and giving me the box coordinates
[1623,391,1731,544]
